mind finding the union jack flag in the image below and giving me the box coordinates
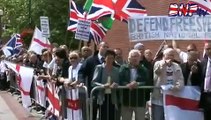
[189,0,211,14]
[114,0,147,22]
[2,34,23,57]
[84,0,147,22]
[68,0,107,44]
[168,3,198,16]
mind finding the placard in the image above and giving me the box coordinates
[40,16,50,38]
[75,19,91,41]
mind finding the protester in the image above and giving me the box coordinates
[119,49,149,120]
[78,42,109,120]
[92,49,119,120]
[114,48,125,66]
[199,42,211,120]
[63,51,84,120]
[172,40,198,63]
[152,48,184,120]
[54,47,70,119]
[81,46,92,62]
[180,51,202,86]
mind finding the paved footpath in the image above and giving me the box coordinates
[0,91,42,120]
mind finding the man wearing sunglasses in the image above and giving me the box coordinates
[172,40,198,63]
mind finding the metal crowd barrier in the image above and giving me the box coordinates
[90,86,157,120]
[8,73,90,120]
[6,71,162,120]
[62,85,89,120]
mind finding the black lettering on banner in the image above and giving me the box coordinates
[150,18,157,31]
[196,17,202,31]
[162,17,169,31]
[144,18,149,32]
[183,17,189,31]
[170,17,177,31]
[128,19,136,33]
[189,17,196,32]
[137,19,143,32]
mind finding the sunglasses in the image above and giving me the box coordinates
[83,49,89,52]
[69,57,77,60]
[187,49,194,52]
[205,48,211,51]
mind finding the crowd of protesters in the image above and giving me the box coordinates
[0,40,211,120]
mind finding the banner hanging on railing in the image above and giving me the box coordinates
[128,16,211,41]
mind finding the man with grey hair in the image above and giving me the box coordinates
[119,49,149,120]
[152,48,184,120]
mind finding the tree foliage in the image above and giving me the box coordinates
[0,0,84,48]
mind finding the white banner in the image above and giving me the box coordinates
[163,86,204,120]
[4,61,34,109]
[128,16,211,41]
[75,19,91,41]
[35,77,46,108]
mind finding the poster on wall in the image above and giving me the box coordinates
[128,16,211,42]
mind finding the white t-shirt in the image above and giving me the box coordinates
[204,58,211,91]
[0,61,6,73]
[130,68,137,82]
[48,58,56,70]
[68,63,82,82]
[179,51,188,63]
[166,66,174,85]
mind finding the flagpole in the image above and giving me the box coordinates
[153,40,166,61]
[28,27,36,51]
[28,0,32,26]
[78,40,82,51]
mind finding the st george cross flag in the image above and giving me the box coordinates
[34,76,46,108]
[28,27,51,55]
[46,82,60,117]
[189,0,211,13]
[2,34,23,57]
[68,0,108,44]
[66,88,82,120]
[163,86,204,120]
[4,61,34,109]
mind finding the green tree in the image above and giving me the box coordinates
[0,0,81,48]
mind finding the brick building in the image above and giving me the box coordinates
[104,0,206,60]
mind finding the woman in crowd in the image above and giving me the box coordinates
[64,51,84,120]
[92,49,119,120]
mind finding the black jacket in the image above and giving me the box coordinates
[78,51,102,92]
[180,62,202,86]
